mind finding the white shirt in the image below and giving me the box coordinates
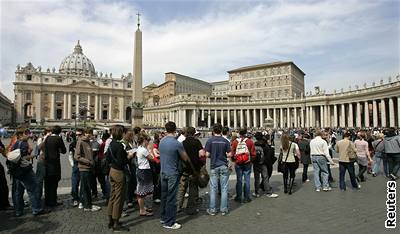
[137,146,150,169]
[310,136,334,164]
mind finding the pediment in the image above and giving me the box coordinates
[68,80,97,88]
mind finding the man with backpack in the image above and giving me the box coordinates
[8,128,49,217]
[253,132,278,198]
[231,128,256,203]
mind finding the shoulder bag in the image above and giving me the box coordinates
[278,142,292,173]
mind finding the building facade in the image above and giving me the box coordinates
[0,91,13,126]
[14,42,134,127]
[227,61,305,99]
[143,77,400,129]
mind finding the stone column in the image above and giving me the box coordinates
[240,109,244,127]
[221,109,224,126]
[35,92,42,121]
[305,106,309,128]
[182,109,187,127]
[273,108,277,128]
[214,109,218,125]
[301,107,304,128]
[356,102,362,127]
[234,109,238,129]
[294,107,298,128]
[339,104,345,127]
[398,97,400,128]
[87,94,91,118]
[246,109,250,127]
[63,93,67,119]
[280,108,283,128]
[373,100,378,127]
[319,105,324,128]
[67,93,71,119]
[253,109,257,128]
[364,101,369,127]
[381,99,386,127]
[259,108,263,128]
[227,109,231,128]
[108,95,112,120]
[94,95,99,120]
[75,93,79,116]
[98,95,102,120]
[119,97,124,121]
[333,104,338,127]
[208,109,211,128]
[201,109,205,121]
[348,103,353,127]
[192,109,197,127]
[324,105,331,127]
[49,92,55,119]
[286,107,290,128]
[389,97,395,127]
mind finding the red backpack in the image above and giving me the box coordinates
[235,138,250,165]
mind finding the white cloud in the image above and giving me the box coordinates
[0,0,398,100]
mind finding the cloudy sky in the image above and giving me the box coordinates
[1,0,399,100]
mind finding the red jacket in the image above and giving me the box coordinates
[231,137,256,160]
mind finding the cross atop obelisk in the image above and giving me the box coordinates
[132,12,143,128]
[136,12,141,29]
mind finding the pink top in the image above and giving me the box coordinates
[354,139,370,158]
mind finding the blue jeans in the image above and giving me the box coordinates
[209,165,230,213]
[13,169,42,215]
[339,162,358,190]
[311,155,329,189]
[235,163,252,200]
[373,154,389,175]
[35,159,46,200]
[387,153,400,176]
[160,173,179,227]
[71,163,80,201]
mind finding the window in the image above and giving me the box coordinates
[73,80,76,83]
[25,93,32,100]
[127,83,131,88]
[44,78,49,82]
[103,82,108,86]
[115,83,119,87]
[92,81,95,85]
[57,79,62,83]
[26,75,32,81]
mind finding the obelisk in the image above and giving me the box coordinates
[132,12,143,127]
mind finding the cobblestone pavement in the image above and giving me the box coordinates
[0,166,398,234]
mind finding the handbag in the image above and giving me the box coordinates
[6,141,32,179]
[278,143,292,173]
[197,165,210,188]
[346,141,357,162]
[7,141,22,163]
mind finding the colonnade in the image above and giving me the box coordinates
[144,96,400,129]
[40,92,127,121]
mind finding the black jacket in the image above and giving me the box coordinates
[107,140,129,171]
[44,135,66,176]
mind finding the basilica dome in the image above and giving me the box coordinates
[59,41,96,77]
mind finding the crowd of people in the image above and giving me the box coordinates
[0,123,399,231]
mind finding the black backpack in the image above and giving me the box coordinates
[255,145,265,165]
